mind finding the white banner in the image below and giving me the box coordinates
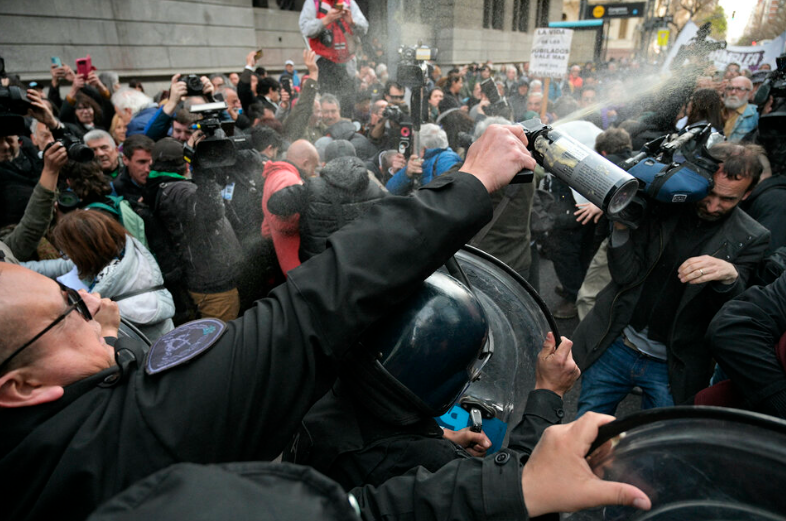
[662,21,786,72]
[529,28,574,79]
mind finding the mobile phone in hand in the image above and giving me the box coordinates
[51,57,62,68]
[76,55,92,77]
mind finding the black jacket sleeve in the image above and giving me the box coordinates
[284,77,318,142]
[352,450,529,521]
[508,390,566,458]
[238,68,255,114]
[137,173,494,464]
[707,272,786,416]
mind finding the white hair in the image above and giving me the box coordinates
[419,123,449,150]
[530,79,543,89]
[99,71,120,93]
[111,88,154,117]
[528,92,544,101]
[506,64,518,73]
[473,116,512,141]
[83,129,114,144]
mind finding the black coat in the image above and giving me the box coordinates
[707,272,786,417]
[741,175,786,255]
[0,137,42,228]
[286,382,565,492]
[573,204,770,403]
[0,172,494,520]
[144,175,241,293]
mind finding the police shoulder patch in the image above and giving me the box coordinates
[146,318,227,375]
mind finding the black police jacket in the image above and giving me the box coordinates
[89,457,529,521]
[0,172,496,521]
[287,382,566,492]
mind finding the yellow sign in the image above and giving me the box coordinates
[592,5,605,18]
[657,29,670,47]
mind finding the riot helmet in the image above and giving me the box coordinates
[343,271,490,424]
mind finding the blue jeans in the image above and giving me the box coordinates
[577,336,675,417]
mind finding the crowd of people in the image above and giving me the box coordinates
[1,0,785,518]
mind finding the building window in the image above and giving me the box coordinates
[513,0,530,32]
[618,18,629,38]
[484,0,505,29]
[536,0,550,27]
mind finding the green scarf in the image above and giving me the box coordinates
[148,170,187,180]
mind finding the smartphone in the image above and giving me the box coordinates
[51,56,62,67]
[76,54,92,77]
[335,1,345,10]
[254,50,263,62]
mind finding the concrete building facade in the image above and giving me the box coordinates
[1,0,567,84]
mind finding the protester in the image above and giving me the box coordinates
[724,76,759,142]
[52,210,175,340]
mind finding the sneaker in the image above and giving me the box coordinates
[554,299,578,320]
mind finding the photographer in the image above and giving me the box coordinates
[385,123,462,196]
[299,0,368,117]
[316,94,377,160]
[1,88,61,227]
[0,140,67,263]
[573,142,771,416]
[142,137,242,322]
[144,74,214,142]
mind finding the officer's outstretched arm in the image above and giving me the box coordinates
[353,413,651,519]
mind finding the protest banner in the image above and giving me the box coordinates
[662,21,786,72]
[530,28,574,120]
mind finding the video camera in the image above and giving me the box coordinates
[753,53,786,143]
[397,44,436,91]
[615,124,723,228]
[0,85,93,162]
[479,78,510,118]
[184,101,252,169]
[0,85,32,137]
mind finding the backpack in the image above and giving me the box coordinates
[85,195,149,249]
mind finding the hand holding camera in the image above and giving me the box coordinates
[26,88,58,129]
[42,141,68,175]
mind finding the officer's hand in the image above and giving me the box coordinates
[462,124,536,193]
[521,413,652,517]
[442,427,491,457]
[535,332,580,398]
[405,155,422,178]
[678,255,739,285]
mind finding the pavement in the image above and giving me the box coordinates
[536,256,642,422]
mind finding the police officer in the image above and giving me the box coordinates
[0,125,651,520]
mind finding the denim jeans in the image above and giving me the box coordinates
[577,336,675,417]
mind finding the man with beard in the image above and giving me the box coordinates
[572,142,770,416]
[724,76,759,142]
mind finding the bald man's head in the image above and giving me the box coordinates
[287,140,320,177]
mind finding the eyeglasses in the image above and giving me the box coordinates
[725,86,751,93]
[76,106,93,112]
[0,282,93,373]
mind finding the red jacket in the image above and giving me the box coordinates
[261,161,303,275]
[309,0,356,64]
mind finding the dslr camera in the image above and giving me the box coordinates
[47,127,94,162]
[382,104,405,124]
[181,74,205,97]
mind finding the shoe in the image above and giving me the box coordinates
[553,299,578,320]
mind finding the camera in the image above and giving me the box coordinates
[181,74,205,97]
[479,78,510,118]
[615,124,723,228]
[382,104,406,124]
[48,127,95,162]
[280,76,294,100]
[184,101,252,169]
[318,29,334,48]
[397,44,436,90]
[0,85,33,137]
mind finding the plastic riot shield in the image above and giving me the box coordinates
[583,406,786,520]
[436,246,553,453]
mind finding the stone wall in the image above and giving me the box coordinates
[1,0,565,83]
